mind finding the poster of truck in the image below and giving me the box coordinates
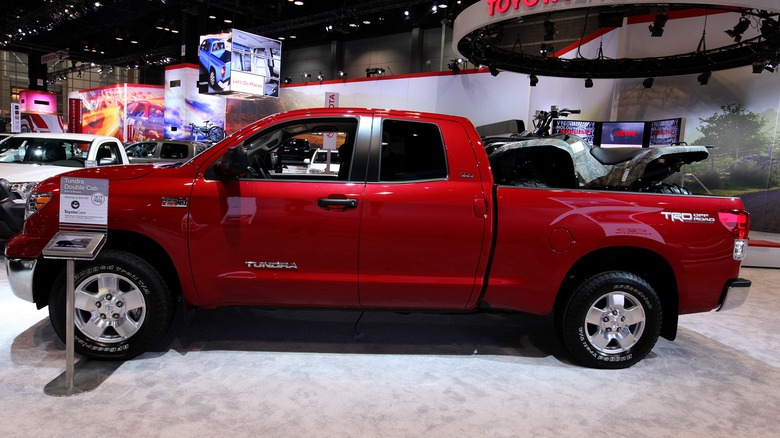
[198,29,281,99]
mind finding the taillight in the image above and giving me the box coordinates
[221,66,226,77]
[718,210,750,239]
[719,209,750,260]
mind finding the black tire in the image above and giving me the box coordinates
[48,250,174,360]
[560,271,662,369]
[648,183,692,195]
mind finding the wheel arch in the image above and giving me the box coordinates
[553,246,679,341]
[32,230,183,310]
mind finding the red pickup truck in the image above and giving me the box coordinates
[4,108,751,369]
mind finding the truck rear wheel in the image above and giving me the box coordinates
[560,271,661,369]
[48,250,174,360]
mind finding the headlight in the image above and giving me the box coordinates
[9,181,37,201]
[25,191,53,220]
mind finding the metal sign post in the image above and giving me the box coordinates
[42,176,108,397]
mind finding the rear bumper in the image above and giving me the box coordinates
[5,258,37,303]
[717,278,751,311]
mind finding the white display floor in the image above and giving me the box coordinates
[0,258,778,437]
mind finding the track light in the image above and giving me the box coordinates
[643,77,654,88]
[284,77,292,84]
[697,71,711,85]
[448,59,461,74]
[488,64,499,76]
[725,17,751,43]
[529,74,538,86]
[539,43,553,57]
[544,19,557,41]
[584,77,593,88]
[317,71,324,82]
[365,67,384,77]
[649,13,668,37]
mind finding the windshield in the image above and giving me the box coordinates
[0,137,92,165]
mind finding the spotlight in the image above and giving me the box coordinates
[584,77,593,88]
[317,71,324,82]
[725,17,751,43]
[448,59,460,74]
[649,13,668,37]
[752,61,764,74]
[488,64,499,76]
[284,77,292,84]
[301,72,311,82]
[544,19,557,41]
[338,70,347,78]
[529,74,538,86]
[697,71,711,85]
[643,77,654,88]
[539,43,553,57]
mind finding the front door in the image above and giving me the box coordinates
[188,116,367,307]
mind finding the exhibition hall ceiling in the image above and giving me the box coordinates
[1,0,479,68]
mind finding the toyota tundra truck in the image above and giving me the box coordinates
[4,108,751,369]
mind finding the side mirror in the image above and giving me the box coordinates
[215,146,249,178]
[303,158,311,165]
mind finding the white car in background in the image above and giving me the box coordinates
[304,149,340,175]
[0,133,129,239]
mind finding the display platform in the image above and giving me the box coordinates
[744,232,780,269]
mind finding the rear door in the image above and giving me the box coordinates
[357,117,490,309]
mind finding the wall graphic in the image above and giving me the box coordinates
[80,84,164,142]
[165,64,226,141]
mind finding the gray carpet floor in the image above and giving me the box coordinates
[0,258,778,437]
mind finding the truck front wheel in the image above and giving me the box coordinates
[561,272,661,369]
[48,250,174,360]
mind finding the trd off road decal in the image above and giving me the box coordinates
[660,212,715,223]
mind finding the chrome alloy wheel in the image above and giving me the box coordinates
[73,273,147,344]
[584,291,646,354]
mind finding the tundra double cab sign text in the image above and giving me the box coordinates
[4,108,751,368]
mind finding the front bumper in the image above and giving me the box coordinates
[717,278,751,311]
[5,258,36,303]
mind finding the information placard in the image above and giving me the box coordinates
[59,177,109,226]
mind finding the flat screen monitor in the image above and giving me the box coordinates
[552,119,597,145]
[648,118,683,146]
[599,121,645,147]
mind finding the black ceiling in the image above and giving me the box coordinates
[1,0,479,72]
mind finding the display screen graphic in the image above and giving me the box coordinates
[552,119,597,144]
[198,29,281,98]
[649,118,683,146]
[599,121,645,147]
